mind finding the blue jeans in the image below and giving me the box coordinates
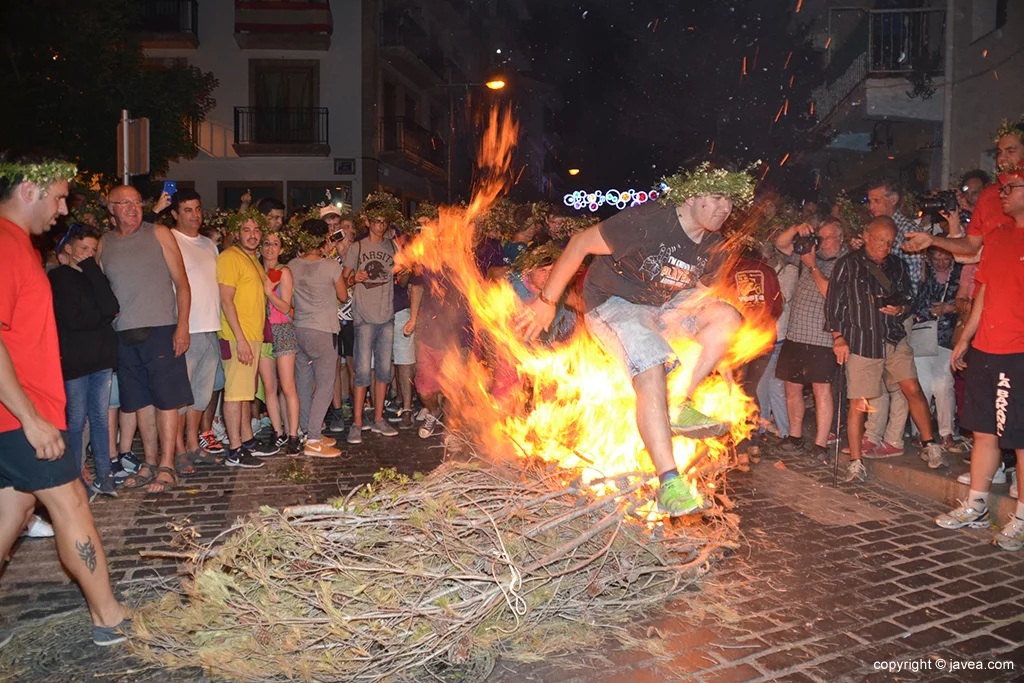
[353,320,395,387]
[756,341,789,438]
[64,369,113,481]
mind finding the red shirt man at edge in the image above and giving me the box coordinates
[935,162,1024,553]
[904,121,1023,257]
[0,152,128,649]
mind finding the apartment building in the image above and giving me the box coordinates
[803,0,1023,196]
[138,0,561,214]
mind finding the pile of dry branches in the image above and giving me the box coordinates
[131,457,739,682]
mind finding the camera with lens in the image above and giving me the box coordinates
[917,190,958,215]
[873,291,912,310]
[792,233,821,255]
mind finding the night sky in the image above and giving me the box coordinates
[520,0,818,195]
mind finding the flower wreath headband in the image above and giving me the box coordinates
[225,207,269,236]
[657,161,759,209]
[0,160,78,193]
[993,116,1024,144]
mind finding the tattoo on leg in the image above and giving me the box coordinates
[76,536,98,574]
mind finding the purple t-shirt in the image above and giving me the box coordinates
[393,281,410,313]
[475,238,505,276]
[414,270,471,350]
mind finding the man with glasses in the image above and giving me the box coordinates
[772,217,848,461]
[936,164,1024,552]
[101,186,193,493]
[862,178,927,458]
[826,217,946,483]
[905,119,1024,258]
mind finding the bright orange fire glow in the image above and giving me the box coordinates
[396,107,775,516]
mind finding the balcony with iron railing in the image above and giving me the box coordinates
[137,0,199,49]
[379,11,446,83]
[813,7,946,126]
[234,0,333,51]
[378,117,446,177]
[233,107,330,157]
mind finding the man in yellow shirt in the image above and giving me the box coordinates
[217,210,268,467]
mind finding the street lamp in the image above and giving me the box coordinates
[433,70,509,202]
[568,168,580,176]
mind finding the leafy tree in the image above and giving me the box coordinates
[0,0,217,181]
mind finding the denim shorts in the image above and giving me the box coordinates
[183,331,221,413]
[585,289,712,379]
[353,320,394,387]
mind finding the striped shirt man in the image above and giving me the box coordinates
[824,249,913,359]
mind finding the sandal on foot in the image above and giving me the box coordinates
[173,452,197,476]
[147,467,177,494]
[188,448,222,465]
[122,463,156,489]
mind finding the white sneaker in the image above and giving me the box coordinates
[415,407,429,422]
[936,499,991,529]
[923,443,948,469]
[20,515,54,538]
[842,459,867,483]
[958,465,1005,486]
[994,514,1024,551]
[212,417,228,446]
[418,413,441,439]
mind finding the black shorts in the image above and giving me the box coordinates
[776,340,838,385]
[117,324,193,412]
[0,428,78,491]
[338,321,354,358]
[961,347,1024,449]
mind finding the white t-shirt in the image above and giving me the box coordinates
[172,229,222,333]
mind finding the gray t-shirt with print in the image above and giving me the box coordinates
[342,237,396,324]
[288,257,343,334]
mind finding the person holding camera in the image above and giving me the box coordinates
[772,217,847,461]
[825,217,946,483]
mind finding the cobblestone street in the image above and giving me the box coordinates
[1,433,1022,682]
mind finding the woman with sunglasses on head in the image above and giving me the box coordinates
[260,230,301,456]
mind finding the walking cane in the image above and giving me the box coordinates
[832,361,845,488]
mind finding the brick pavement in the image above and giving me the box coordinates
[1,434,1023,682]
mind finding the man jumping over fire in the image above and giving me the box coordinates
[518,161,756,516]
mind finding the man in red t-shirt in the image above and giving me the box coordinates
[904,121,1023,257]
[0,152,128,648]
[935,162,1024,552]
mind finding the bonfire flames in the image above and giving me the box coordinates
[399,106,775,515]
[130,107,774,680]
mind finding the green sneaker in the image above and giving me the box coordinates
[657,477,702,516]
[670,400,729,439]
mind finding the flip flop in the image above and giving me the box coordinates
[174,452,197,476]
[147,466,177,494]
[122,463,156,490]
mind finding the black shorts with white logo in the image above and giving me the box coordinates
[961,347,1024,449]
